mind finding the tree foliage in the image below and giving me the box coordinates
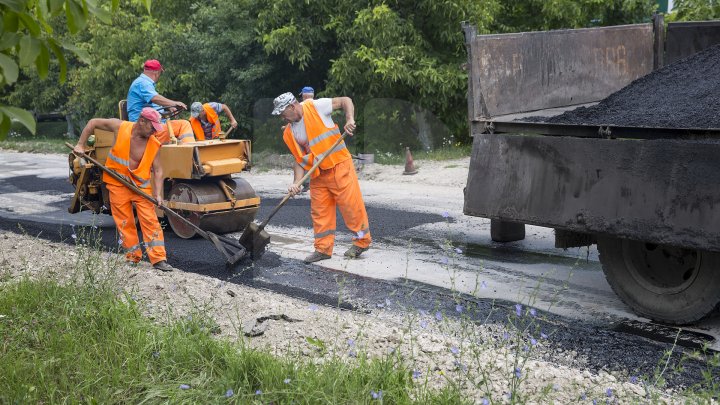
[666,0,720,21]
[0,0,151,139]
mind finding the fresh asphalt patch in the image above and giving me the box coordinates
[0,174,717,389]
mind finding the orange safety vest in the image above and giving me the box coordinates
[104,121,162,193]
[189,103,221,140]
[283,101,350,178]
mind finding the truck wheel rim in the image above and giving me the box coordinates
[622,240,700,295]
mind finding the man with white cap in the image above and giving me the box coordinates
[189,101,238,141]
[73,107,176,272]
[272,92,371,263]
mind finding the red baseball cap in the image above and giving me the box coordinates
[140,107,165,133]
[143,59,164,71]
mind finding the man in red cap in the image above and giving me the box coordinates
[73,107,176,272]
[127,59,194,144]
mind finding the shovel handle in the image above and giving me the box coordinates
[258,131,349,230]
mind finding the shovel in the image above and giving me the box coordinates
[66,143,249,268]
[238,130,350,259]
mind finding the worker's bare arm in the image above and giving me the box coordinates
[331,97,356,135]
[152,155,164,205]
[74,118,123,153]
[222,104,238,128]
[150,94,188,110]
[288,161,305,196]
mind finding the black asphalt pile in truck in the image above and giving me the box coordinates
[545,43,720,128]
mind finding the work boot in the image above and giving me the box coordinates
[303,251,331,264]
[153,260,175,272]
[344,245,369,259]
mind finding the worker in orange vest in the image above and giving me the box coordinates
[189,101,238,140]
[272,92,371,263]
[73,107,175,272]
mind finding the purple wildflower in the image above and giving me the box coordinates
[530,308,537,317]
[442,211,450,218]
[347,338,355,347]
[284,378,291,384]
[440,256,449,265]
[481,281,488,289]
[357,230,365,238]
[348,350,357,358]
[541,331,548,339]
[412,370,422,379]
[606,388,613,397]
[530,336,538,346]
[435,311,443,321]
[522,345,529,352]
[179,384,190,390]
[256,389,262,395]
[225,389,234,398]
[371,390,383,399]
[419,309,428,316]
[309,304,318,311]
[502,331,510,340]
[514,367,522,378]
[581,393,587,400]
[454,247,463,254]
[481,399,489,405]
[450,346,459,355]
[420,320,428,328]
[515,303,523,316]
[630,376,638,384]
[455,304,464,313]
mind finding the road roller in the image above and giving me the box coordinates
[67,126,260,239]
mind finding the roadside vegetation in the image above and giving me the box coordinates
[2,224,719,403]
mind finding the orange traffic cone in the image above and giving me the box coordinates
[403,147,418,175]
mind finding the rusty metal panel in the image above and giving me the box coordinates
[665,21,720,65]
[463,130,720,252]
[464,24,655,119]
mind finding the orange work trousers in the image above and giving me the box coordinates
[156,120,195,144]
[310,158,371,255]
[107,183,166,264]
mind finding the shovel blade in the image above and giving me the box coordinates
[239,222,271,260]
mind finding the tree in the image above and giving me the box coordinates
[0,0,150,139]
[666,0,720,21]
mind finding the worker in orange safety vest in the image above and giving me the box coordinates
[189,101,238,140]
[73,107,176,272]
[271,92,371,263]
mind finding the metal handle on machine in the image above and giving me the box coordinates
[257,130,349,231]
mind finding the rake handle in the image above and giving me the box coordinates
[257,131,349,231]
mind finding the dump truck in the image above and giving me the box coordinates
[68,106,260,239]
[462,17,720,325]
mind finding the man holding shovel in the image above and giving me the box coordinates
[272,92,371,263]
[73,107,176,272]
[189,101,238,140]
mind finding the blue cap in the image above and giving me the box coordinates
[299,86,314,95]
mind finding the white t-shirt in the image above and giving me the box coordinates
[291,98,334,153]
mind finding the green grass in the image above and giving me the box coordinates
[0,276,464,404]
[0,137,69,154]
[373,146,471,165]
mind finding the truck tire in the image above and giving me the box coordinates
[597,236,720,325]
[490,219,525,242]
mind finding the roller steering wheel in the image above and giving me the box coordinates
[157,105,186,120]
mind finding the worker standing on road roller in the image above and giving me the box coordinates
[73,107,176,272]
[127,59,195,144]
[189,101,238,140]
[272,92,371,263]
[299,86,315,101]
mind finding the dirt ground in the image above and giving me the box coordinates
[0,157,665,403]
